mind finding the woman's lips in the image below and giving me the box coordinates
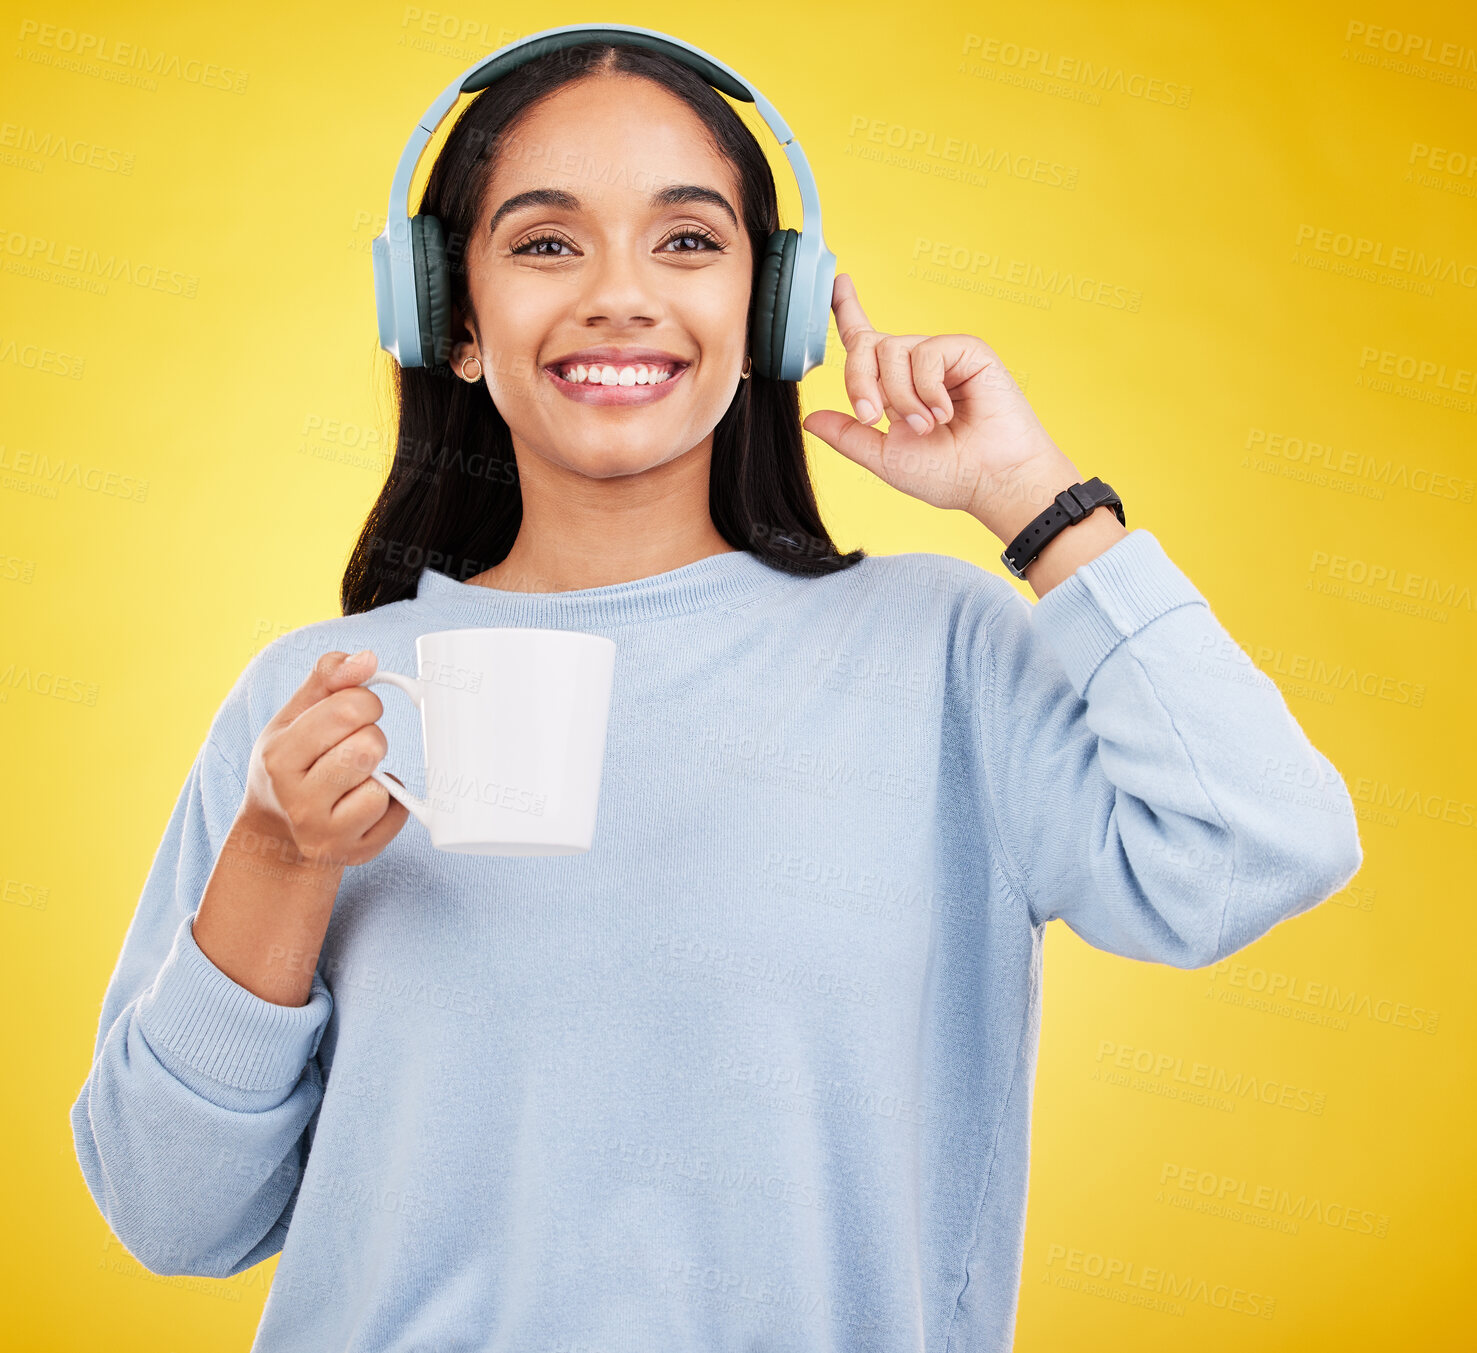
[542,362,690,406]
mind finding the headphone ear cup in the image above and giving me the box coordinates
[751,228,798,381]
[410,214,451,367]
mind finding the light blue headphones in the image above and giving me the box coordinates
[371,22,836,381]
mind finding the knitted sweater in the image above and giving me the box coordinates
[70,528,1362,1352]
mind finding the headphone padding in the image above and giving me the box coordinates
[752,229,798,381]
[411,214,450,367]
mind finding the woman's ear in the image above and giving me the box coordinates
[448,302,480,376]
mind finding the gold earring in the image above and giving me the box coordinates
[740,355,752,380]
[459,356,483,382]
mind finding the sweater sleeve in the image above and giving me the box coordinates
[68,682,334,1279]
[972,528,1363,969]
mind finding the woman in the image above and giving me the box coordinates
[71,39,1362,1353]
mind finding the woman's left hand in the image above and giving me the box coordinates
[800,273,1074,535]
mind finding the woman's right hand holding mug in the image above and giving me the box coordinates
[192,649,408,1006]
[241,648,410,871]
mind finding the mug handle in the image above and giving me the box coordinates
[363,672,433,828]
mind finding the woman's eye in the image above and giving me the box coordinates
[511,234,572,257]
[661,228,723,253]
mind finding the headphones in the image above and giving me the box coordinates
[371,22,836,382]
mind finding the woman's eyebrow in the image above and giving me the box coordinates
[488,184,738,236]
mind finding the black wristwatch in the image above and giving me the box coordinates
[1000,477,1125,580]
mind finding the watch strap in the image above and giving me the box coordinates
[999,476,1126,580]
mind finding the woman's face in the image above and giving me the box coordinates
[452,75,754,480]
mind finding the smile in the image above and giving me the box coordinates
[543,360,690,406]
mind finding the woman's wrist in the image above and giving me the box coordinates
[971,451,1129,598]
[192,807,345,1008]
[225,805,350,889]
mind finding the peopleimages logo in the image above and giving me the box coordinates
[1250,649,1427,708]
[1206,961,1440,1034]
[0,227,198,298]
[1344,21,1477,71]
[14,19,249,93]
[0,121,135,174]
[1246,427,1473,504]
[1350,777,1475,830]
[0,660,99,706]
[959,33,1193,107]
[1357,346,1475,392]
[1307,549,1474,613]
[1158,1164,1390,1239]
[1294,225,1477,289]
[845,114,1079,189]
[909,237,1142,310]
[0,337,84,379]
[426,766,546,817]
[1093,1040,1327,1115]
[1042,1242,1274,1318]
[0,443,148,501]
[1408,142,1477,183]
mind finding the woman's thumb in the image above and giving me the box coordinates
[801,410,845,450]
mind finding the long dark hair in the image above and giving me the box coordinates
[341,41,865,616]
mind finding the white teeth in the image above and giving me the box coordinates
[557,362,677,385]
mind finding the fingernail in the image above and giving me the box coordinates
[856,398,876,423]
[347,649,371,664]
[906,414,929,435]
[930,406,950,422]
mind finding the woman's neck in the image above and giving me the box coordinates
[467,533,739,595]
[465,437,737,595]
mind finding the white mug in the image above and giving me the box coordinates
[362,627,617,855]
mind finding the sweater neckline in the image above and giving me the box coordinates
[409,548,791,627]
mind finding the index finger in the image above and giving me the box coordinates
[286,684,389,777]
[831,273,876,349]
[269,648,377,730]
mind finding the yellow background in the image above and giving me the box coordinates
[3,0,1472,1347]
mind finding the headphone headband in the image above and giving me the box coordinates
[371,23,835,379]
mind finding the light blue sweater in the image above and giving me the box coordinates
[70,529,1362,1352]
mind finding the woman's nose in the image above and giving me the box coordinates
[571,242,665,324]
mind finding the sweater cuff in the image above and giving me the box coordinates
[135,912,333,1095]
[1027,528,1208,696]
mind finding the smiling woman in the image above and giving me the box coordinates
[69,24,1365,1353]
[340,40,863,610]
